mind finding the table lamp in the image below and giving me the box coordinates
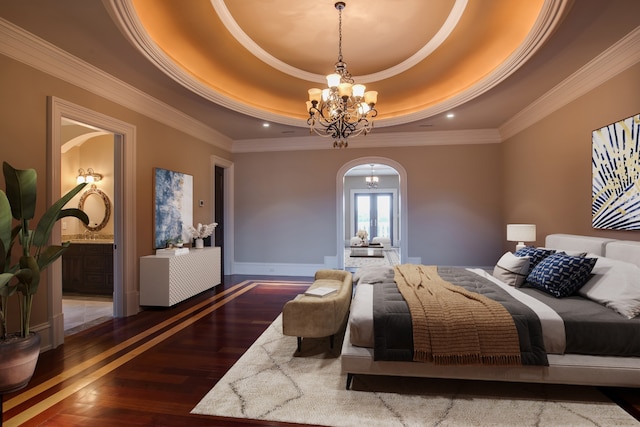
[507,224,536,251]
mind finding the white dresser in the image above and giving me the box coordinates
[139,247,221,306]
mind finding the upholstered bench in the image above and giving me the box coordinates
[282,269,353,352]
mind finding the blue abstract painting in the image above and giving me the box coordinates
[592,113,640,230]
[154,168,193,248]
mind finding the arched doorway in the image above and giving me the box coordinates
[336,157,408,270]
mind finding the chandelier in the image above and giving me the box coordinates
[366,164,378,189]
[306,2,378,148]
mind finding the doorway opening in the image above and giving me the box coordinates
[60,119,115,335]
[338,158,408,271]
[48,96,137,349]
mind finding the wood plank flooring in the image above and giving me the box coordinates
[2,275,639,426]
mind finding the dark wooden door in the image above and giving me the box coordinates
[214,165,224,277]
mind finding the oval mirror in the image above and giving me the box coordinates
[78,184,111,232]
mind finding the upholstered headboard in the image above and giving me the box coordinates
[605,240,640,268]
[544,234,616,256]
[544,233,640,269]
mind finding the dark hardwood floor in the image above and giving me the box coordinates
[2,275,639,426]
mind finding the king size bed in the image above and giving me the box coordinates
[341,234,640,389]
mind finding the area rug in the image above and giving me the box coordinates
[191,315,637,426]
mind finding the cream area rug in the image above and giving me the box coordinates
[192,315,638,427]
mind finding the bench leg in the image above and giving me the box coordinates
[346,373,353,390]
[297,337,302,352]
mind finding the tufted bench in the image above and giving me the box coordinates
[282,269,353,352]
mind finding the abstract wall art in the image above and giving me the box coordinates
[592,113,640,230]
[154,167,193,248]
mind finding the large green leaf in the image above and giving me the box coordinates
[32,183,87,247]
[2,162,36,221]
[36,245,68,272]
[0,191,11,273]
[17,256,39,296]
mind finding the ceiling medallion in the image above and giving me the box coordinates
[306,2,378,148]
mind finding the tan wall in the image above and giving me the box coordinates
[0,54,230,331]
[502,62,640,250]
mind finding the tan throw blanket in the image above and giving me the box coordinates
[394,264,522,366]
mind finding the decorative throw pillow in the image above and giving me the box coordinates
[526,252,597,298]
[493,252,531,287]
[578,256,640,318]
[514,246,556,274]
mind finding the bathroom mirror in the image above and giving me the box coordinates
[78,184,111,232]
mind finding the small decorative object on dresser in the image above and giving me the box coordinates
[187,222,217,248]
[356,228,368,245]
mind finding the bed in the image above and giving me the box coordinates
[341,234,640,389]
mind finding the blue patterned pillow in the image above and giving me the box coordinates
[526,253,597,298]
[514,246,556,274]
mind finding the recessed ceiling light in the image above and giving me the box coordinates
[446,113,455,119]
[262,123,270,127]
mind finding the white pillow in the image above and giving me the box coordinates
[578,255,640,319]
[493,252,531,287]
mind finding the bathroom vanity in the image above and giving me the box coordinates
[62,241,114,295]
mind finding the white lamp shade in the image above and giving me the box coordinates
[352,84,366,98]
[364,91,378,105]
[326,73,341,88]
[507,224,536,243]
[308,88,322,103]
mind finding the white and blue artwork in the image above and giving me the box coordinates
[592,113,640,230]
[154,168,193,248]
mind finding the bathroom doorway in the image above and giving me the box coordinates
[48,96,137,348]
[60,119,115,334]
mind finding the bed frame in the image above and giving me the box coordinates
[341,234,640,389]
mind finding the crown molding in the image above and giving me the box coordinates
[499,26,640,140]
[105,0,568,129]
[0,17,233,152]
[1,14,637,154]
[232,129,502,153]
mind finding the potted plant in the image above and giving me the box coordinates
[0,161,89,395]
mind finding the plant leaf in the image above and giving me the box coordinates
[36,245,68,272]
[32,183,87,247]
[0,191,11,272]
[2,162,37,221]
[17,256,39,296]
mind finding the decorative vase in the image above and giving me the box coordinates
[195,238,204,249]
[0,333,41,394]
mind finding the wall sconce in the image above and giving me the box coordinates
[507,224,536,251]
[77,168,103,184]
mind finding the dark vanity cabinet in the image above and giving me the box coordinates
[62,243,114,295]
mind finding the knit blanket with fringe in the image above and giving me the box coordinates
[394,264,522,366]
